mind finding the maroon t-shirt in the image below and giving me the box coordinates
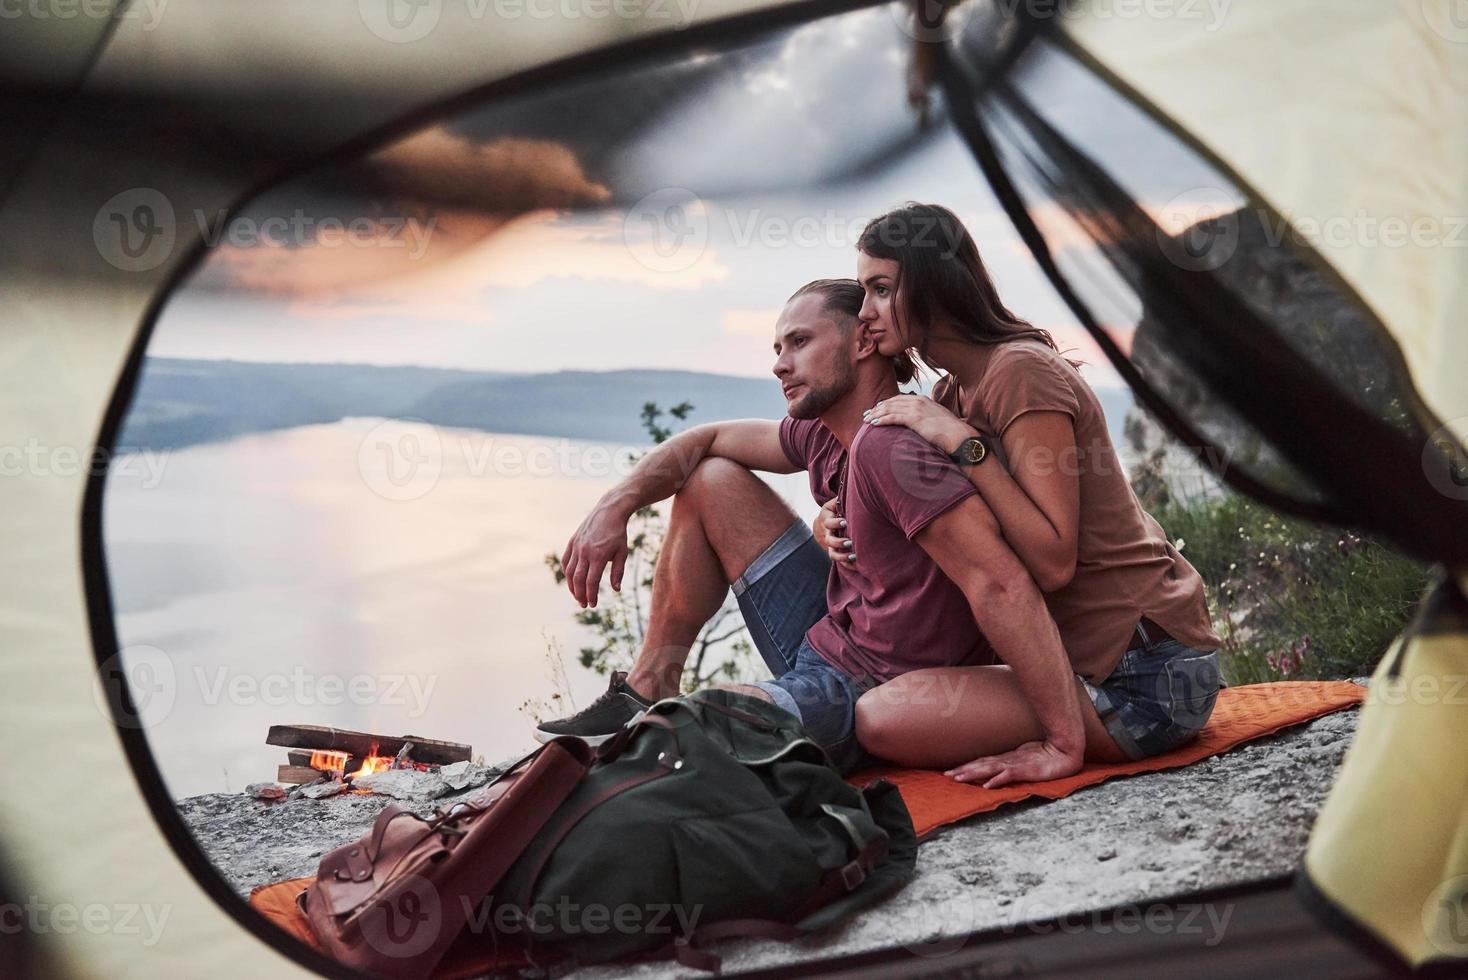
[779,416,995,684]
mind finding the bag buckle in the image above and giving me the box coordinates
[839,860,866,890]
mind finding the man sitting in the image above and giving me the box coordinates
[539,279,1104,777]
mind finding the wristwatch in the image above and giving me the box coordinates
[949,434,991,466]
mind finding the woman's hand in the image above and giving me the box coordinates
[863,395,978,455]
[944,739,1084,789]
[813,498,855,564]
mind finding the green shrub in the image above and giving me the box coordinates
[1150,491,1430,685]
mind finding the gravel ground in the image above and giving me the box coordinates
[177,700,1361,976]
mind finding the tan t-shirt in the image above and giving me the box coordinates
[932,339,1221,683]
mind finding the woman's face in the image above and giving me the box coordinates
[856,252,912,358]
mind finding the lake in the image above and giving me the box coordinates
[102,418,818,798]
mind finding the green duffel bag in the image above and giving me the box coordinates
[469,688,917,972]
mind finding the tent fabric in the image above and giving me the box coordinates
[1303,572,1468,967]
[936,5,1468,561]
[851,681,1367,840]
[0,3,804,978]
[1,0,1462,976]
[1060,0,1468,443]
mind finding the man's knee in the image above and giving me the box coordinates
[719,682,774,704]
[678,456,756,503]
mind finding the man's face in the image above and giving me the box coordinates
[772,294,858,420]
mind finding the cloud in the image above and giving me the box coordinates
[722,309,780,338]
[365,127,613,214]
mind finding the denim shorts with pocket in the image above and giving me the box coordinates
[1080,630,1223,760]
[731,521,882,774]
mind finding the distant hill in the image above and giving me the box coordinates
[117,359,789,450]
[118,357,1134,451]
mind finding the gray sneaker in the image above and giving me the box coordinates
[533,670,656,746]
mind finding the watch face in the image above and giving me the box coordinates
[960,437,986,464]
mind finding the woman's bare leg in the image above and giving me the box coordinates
[854,665,1128,769]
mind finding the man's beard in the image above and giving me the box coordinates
[788,356,855,420]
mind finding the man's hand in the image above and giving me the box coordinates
[813,498,854,564]
[560,504,631,608]
[944,739,1084,788]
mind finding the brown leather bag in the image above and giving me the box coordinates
[301,737,592,978]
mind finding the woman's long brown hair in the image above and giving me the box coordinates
[857,202,1077,374]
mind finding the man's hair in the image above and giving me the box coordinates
[786,278,917,384]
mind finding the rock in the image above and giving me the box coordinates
[438,761,493,791]
[301,779,347,800]
[180,708,1362,980]
[352,769,450,801]
[245,783,286,801]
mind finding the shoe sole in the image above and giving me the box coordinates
[532,708,647,748]
[532,727,616,747]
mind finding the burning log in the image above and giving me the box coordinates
[265,725,471,766]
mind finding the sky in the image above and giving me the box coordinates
[143,6,1231,390]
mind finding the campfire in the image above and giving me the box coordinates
[246,725,480,801]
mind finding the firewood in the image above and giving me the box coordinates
[277,765,325,785]
[265,725,471,765]
[287,750,314,767]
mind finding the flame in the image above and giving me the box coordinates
[349,755,393,779]
[309,750,350,772]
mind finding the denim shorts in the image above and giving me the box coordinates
[1080,625,1223,760]
[732,521,882,774]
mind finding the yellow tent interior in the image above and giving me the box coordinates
[1,0,1464,975]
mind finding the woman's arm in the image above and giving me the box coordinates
[864,396,1080,592]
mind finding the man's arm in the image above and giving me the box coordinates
[562,420,795,607]
[915,494,1087,774]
